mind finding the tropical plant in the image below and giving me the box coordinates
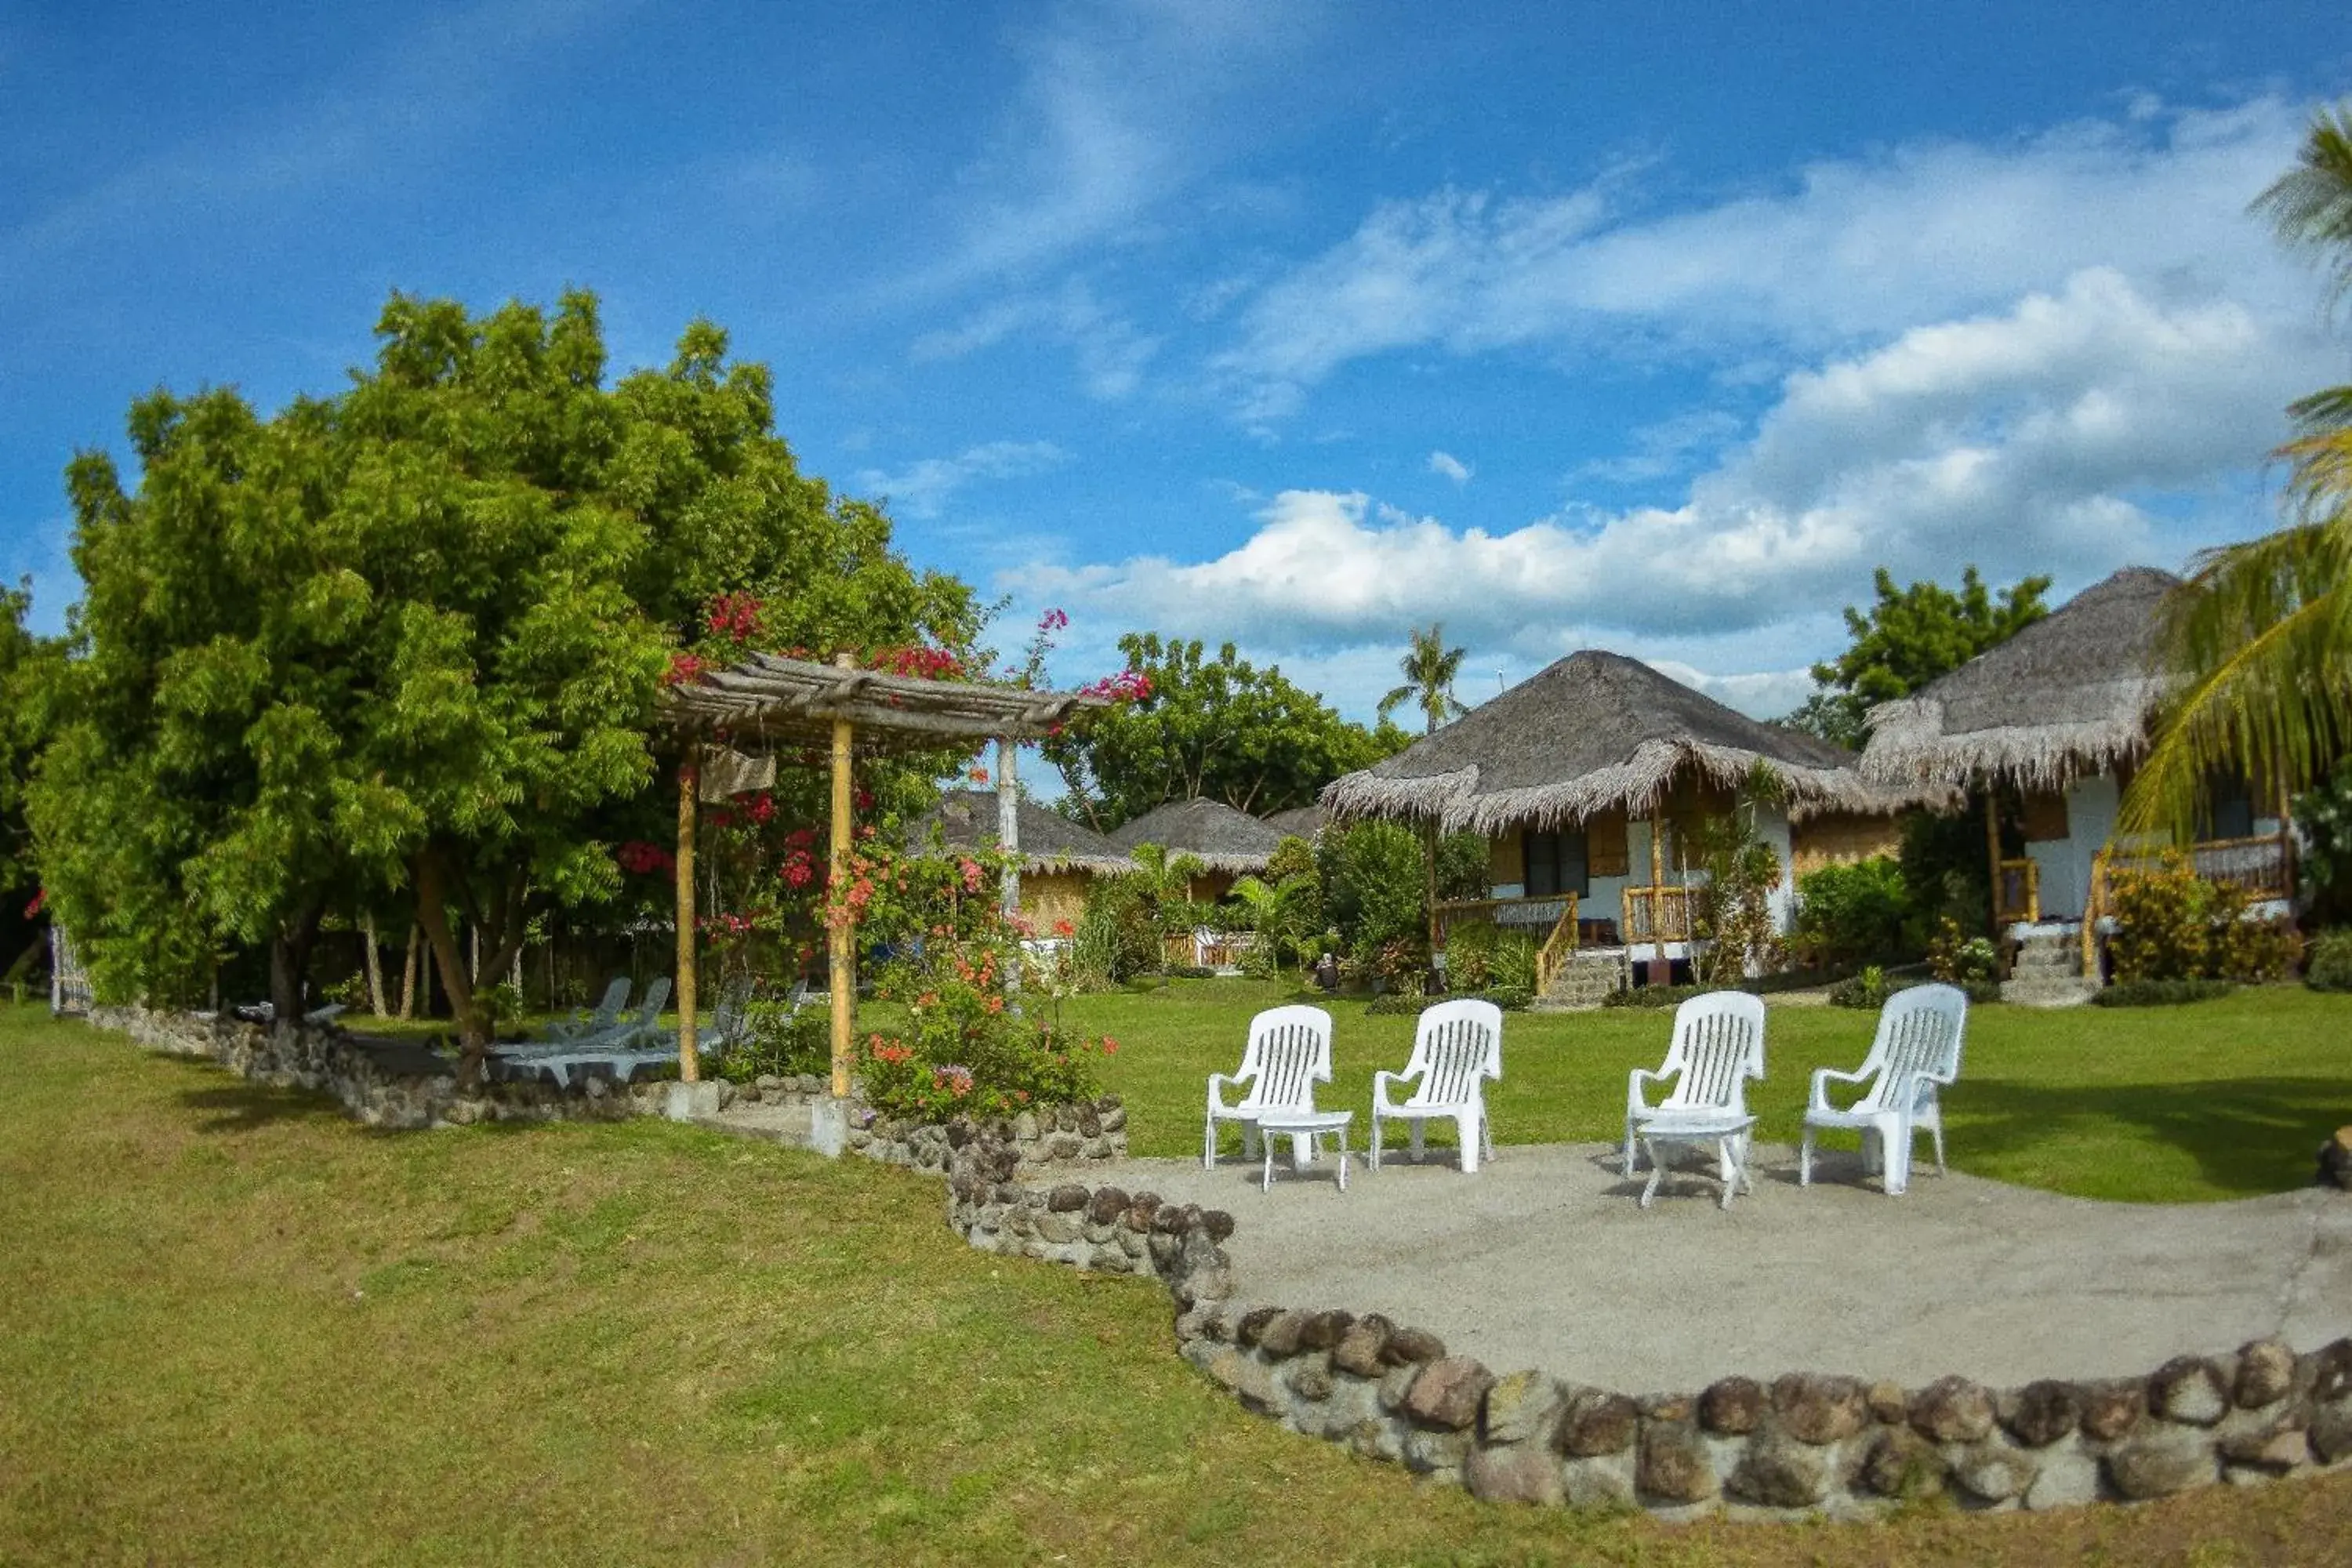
[1123,842,1209,978]
[1681,767,1787,984]
[1228,871,1318,975]
[2119,102,2352,842]
[1376,622,1471,967]
[1791,857,1911,967]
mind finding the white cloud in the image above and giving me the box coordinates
[908,0,1326,292]
[1427,449,1472,485]
[1026,265,2325,665]
[1216,97,2313,421]
[1574,410,1746,485]
[911,279,1160,399]
[856,440,1069,521]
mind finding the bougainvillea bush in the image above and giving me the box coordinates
[831,834,1115,1120]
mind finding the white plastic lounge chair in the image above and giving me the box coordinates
[538,977,632,1043]
[1800,982,1966,1196]
[1204,1004,1333,1171]
[1624,990,1766,1178]
[1371,999,1503,1174]
[511,978,677,1088]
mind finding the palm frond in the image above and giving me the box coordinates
[2252,102,2352,310]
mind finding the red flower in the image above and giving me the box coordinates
[663,652,710,687]
[1101,1036,1118,1055]
[24,888,45,918]
[1052,919,1075,938]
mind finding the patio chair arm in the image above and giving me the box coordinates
[1627,1066,1668,1114]
[1205,1073,1245,1115]
[1371,1069,1418,1113]
[1806,1065,1869,1111]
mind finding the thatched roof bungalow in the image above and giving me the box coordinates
[1859,566,2288,930]
[907,789,1133,931]
[1321,650,1924,952]
[1261,803,1324,840]
[1109,797,1288,902]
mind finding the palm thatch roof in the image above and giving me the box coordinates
[907,789,1134,874]
[1261,803,1324,839]
[1860,567,2180,792]
[1320,649,1918,835]
[1109,797,1288,875]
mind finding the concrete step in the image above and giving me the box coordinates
[1999,977,2100,1008]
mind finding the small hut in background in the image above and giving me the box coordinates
[1860,566,2293,950]
[1261,803,1325,840]
[908,789,1134,933]
[1321,650,1919,992]
[1109,797,1287,904]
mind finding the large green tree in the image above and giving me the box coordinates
[2122,102,2352,840]
[33,291,977,1075]
[1784,566,2053,746]
[1043,633,1408,830]
[1375,622,1469,966]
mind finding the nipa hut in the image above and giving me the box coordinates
[1109,797,1288,904]
[1860,565,2292,931]
[908,789,1133,933]
[1261,803,1325,840]
[1320,650,1923,964]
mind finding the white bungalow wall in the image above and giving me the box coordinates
[2020,773,2284,924]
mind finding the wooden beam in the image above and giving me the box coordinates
[674,748,700,1080]
[1984,787,2004,941]
[828,654,856,1100]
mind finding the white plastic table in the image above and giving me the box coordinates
[1255,1109,1354,1192]
[1637,1112,1757,1210]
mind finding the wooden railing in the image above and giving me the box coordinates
[2080,833,2295,974]
[1163,930,1258,970]
[1994,858,2039,925]
[1535,898,1581,994]
[1621,884,1695,946]
[1434,893,1575,942]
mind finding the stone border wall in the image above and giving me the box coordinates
[940,1129,2352,1520]
[91,1007,1125,1174]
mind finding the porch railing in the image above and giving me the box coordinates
[1432,893,1580,994]
[1621,884,1695,946]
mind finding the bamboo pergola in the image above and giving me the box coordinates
[664,652,1109,1099]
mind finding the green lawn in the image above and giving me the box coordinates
[7,1005,2352,1564]
[1071,979,2352,1203]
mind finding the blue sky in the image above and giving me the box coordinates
[5,0,2350,740]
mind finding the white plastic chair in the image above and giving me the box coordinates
[1205,1005,1333,1170]
[1371,999,1503,1173]
[1624,991,1766,1178]
[1801,982,1966,1196]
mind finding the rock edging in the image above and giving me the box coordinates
[938,1128,2352,1521]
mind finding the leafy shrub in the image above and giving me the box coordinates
[1828,965,1892,1010]
[1443,919,1502,992]
[2108,852,2302,984]
[1491,933,1538,996]
[1318,821,1427,958]
[1163,964,1218,980]
[1793,857,1911,967]
[1073,875,1158,984]
[1602,983,1704,1010]
[2091,978,2239,1007]
[2307,929,2352,993]
[1926,918,2000,984]
[713,1000,828,1083]
[1366,985,1532,1016]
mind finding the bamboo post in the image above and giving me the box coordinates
[674,746,700,1081]
[996,738,1022,920]
[829,652,857,1099]
[1984,787,2004,940]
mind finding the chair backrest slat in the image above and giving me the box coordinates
[1236,1005,1333,1116]
[1857,983,1966,1113]
[1403,999,1502,1108]
[1661,992,1766,1114]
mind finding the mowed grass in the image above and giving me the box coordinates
[1075,979,2352,1203]
[8,1008,2352,1563]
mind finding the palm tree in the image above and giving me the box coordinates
[1378,623,1471,735]
[1377,624,1471,978]
[2120,103,2352,838]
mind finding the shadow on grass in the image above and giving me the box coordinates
[1955,1075,2350,1199]
[174,1079,350,1134]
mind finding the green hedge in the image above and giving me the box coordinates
[2091,978,2239,1007]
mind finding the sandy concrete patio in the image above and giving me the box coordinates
[1096,1139,2352,1395]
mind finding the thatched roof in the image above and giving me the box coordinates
[1261,803,1324,840]
[1320,649,1917,835]
[1860,567,2180,792]
[907,789,1134,874]
[1109,797,1288,875]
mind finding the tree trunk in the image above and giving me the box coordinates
[267,903,324,1030]
[413,851,486,1087]
[399,924,419,1019]
[362,916,387,1017]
